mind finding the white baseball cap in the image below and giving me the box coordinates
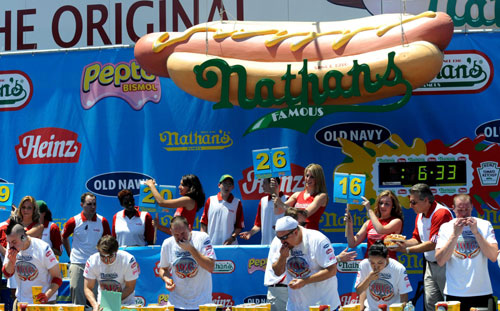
[275,216,298,231]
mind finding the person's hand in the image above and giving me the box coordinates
[453,218,467,236]
[288,278,307,289]
[36,293,49,304]
[279,243,291,258]
[239,232,251,240]
[7,247,18,263]
[466,217,478,234]
[165,277,176,291]
[344,206,352,224]
[177,239,193,252]
[92,304,102,311]
[223,236,236,245]
[367,270,380,282]
[392,240,408,253]
[336,247,357,262]
[145,179,156,189]
[361,196,371,213]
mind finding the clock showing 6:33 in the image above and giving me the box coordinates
[371,154,473,196]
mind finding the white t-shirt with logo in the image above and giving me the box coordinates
[436,217,497,296]
[268,227,340,311]
[355,258,412,310]
[4,238,59,303]
[83,250,140,306]
[159,231,217,309]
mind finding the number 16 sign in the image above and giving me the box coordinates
[333,173,366,204]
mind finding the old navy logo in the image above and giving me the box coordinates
[81,60,161,110]
[194,52,412,134]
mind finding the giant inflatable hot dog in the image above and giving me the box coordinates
[134,12,453,107]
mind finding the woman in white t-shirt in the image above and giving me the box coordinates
[355,241,412,311]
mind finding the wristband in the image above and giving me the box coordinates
[2,266,14,278]
[51,276,63,287]
[406,247,410,254]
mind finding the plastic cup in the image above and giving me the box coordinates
[0,303,4,311]
[32,286,43,304]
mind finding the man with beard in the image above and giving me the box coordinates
[158,216,216,310]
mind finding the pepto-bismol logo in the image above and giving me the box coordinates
[0,70,33,111]
[414,50,493,95]
[159,130,233,151]
[81,60,161,110]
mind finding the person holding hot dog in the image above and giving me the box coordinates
[158,216,216,310]
[435,194,498,311]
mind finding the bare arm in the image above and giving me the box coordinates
[470,218,499,262]
[46,264,62,299]
[303,193,328,218]
[26,223,44,239]
[240,225,261,240]
[436,221,462,266]
[288,264,337,289]
[145,180,195,210]
[345,210,369,248]
[273,192,299,213]
[272,245,290,276]
[121,279,137,301]
[400,293,409,303]
[158,267,176,291]
[62,237,71,258]
[178,240,215,273]
[200,223,207,233]
[362,197,402,234]
[355,270,379,295]
[84,278,99,311]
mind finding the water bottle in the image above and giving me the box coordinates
[404,301,415,311]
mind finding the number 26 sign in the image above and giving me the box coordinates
[333,173,366,204]
[252,147,291,179]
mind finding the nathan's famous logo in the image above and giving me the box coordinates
[248,258,266,274]
[15,127,82,164]
[335,133,500,214]
[328,0,498,29]
[159,129,232,151]
[238,164,305,200]
[414,50,493,94]
[16,261,39,281]
[213,260,235,274]
[0,70,33,111]
[212,293,234,308]
[86,171,153,197]
[195,53,412,134]
[322,209,367,233]
[81,60,161,110]
[337,260,361,273]
[316,122,390,148]
[397,253,423,274]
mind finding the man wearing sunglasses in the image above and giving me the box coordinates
[392,183,453,311]
[83,235,140,311]
[62,192,111,310]
[268,216,340,311]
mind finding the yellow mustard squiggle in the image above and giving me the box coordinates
[153,26,217,53]
[151,11,437,53]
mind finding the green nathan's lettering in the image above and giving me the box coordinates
[193,52,412,110]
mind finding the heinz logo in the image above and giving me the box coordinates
[86,171,153,197]
[414,50,494,95]
[238,164,305,200]
[315,122,390,148]
[15,128,81,164]
[81,60,161,110]
[0,70,33,111]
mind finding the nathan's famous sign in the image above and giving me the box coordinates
[135,12,454,134]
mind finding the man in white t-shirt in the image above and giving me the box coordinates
[2,219,62,308]
[201,174,244,245]
[240,177,287,245]
[159,216,216,310]
[435,194,498,310]
[269,216,340,311]
[83,235,140,310]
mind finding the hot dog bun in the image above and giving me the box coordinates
[134,12,453,106]
[384,234,406,248]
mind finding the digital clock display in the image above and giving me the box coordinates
[379,161,467,187]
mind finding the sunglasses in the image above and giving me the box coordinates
[99,253,116,263]
[277,228,297,241]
